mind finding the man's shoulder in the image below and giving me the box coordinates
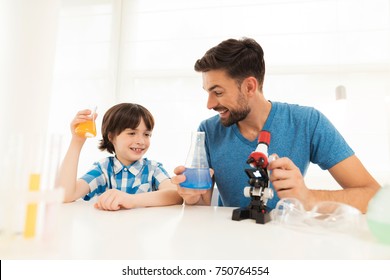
[273,101,316,112]
[273,101,320,120]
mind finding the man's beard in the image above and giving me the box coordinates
[220,93,250,127]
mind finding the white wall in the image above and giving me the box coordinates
[114,0,390,185]
[3,0,389,191]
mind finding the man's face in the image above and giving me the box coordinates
[202,70,250,127]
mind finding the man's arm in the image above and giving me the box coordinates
[323,155,380,213]
[268,154,380,213]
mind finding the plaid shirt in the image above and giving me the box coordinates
[80,156,170,201]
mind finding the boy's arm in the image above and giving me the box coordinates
[56,137,90,202]
[132,178,184,208]
[94,179,183,211]
[56,109,94,202]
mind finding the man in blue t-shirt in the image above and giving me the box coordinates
[171,38,379,214]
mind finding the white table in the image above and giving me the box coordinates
[1,201,390,260]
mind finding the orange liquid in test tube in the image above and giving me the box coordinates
[75,108,97,138]
[24,173,40,238]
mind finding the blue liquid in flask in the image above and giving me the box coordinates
[181,168,212,190]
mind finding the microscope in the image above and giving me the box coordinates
[232,130,274,224]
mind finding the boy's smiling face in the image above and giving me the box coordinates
[110,118,152,166]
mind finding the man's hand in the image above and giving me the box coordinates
[268,154,312,209]
[171,165,212,205]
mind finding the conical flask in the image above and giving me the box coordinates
[180,131,212,189]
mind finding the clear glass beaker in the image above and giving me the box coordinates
[75,106,97,138]
[180,131,212,190]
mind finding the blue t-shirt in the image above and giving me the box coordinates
[80,156,170,201]
[199,101,354,209]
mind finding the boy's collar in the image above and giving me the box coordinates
[112,156,144,175]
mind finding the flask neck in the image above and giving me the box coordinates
[185,132,208,168]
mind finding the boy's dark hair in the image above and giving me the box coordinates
[194,37,266,90]
[98,103,154,154]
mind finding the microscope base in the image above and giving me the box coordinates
[232,207,270,224]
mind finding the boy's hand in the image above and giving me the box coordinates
[71,109,97,138]
[94,189,131,211]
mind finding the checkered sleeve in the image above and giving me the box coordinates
[80,159,110,200]
[150,161,170,191]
